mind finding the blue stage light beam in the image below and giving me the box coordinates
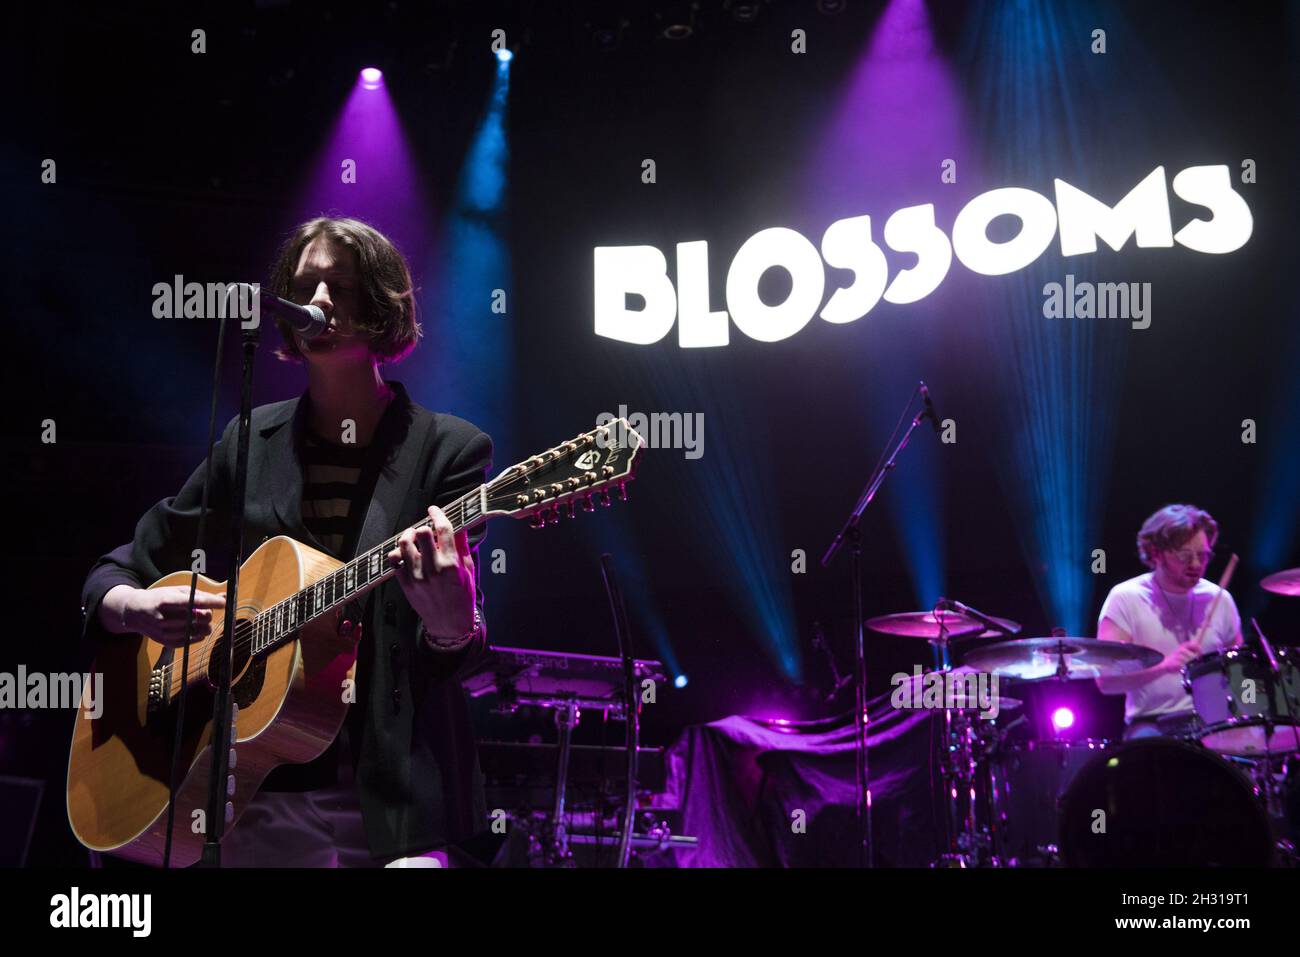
[960,0,1147,634]
[421,54,513,449]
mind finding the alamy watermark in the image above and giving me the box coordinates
[890,666,1001,720]
[151,276,261,329]
[50,887,150,936]
[596,404,704,459]
[1043,274,1150,329]
[1,666,103,719]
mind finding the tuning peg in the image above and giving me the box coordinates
[582,494,595,513]
[564,501,576,519]
[618,482,628,502]
[529,512,545,529]
[224,802,234,824]
[546,507,560,525]
[600,489,612,508]
[226,773,236,797]
[228,748,237,770]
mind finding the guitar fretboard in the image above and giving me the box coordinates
[249,485,487,654]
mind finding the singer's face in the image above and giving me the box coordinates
[290,237,372,365]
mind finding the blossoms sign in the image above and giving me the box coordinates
[594,165,1251,347]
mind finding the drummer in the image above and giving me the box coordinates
[1095,503,1242,740]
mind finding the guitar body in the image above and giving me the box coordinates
[67,536,359,867]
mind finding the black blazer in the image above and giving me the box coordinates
[80,380,493,860]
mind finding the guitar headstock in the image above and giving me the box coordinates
[483,418,646,526]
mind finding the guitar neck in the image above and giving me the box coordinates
[249,485,488,656]
[246,417,644,657]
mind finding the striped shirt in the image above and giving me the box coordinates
[301,429,371,559]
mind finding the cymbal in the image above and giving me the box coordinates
[866,611,984,640]
[1261,568,1300,597]
[960,637,1161,682]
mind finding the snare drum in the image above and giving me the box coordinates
[1184,647,1300,755]
[1059,737,1274,867]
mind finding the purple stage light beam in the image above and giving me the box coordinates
[259,68,434,401]
[799,0,973,613]
[803,0,973,221]
[290,68,431,279]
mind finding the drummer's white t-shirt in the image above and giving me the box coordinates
[1097,572,1241,723]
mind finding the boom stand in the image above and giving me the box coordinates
[821,398,932,868]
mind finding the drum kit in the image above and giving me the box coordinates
[866,566,1300,867]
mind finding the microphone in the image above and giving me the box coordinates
[919,381,941,434]
[232,283,330,340]
[936,597,1013,636]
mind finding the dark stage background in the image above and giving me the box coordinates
[5,1,1299,864]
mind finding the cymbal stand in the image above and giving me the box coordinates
[929,615,987,867]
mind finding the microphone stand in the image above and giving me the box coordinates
[821,391,934,869]
[935,598,1016,637]
[599,554,639,869]
[197,308,261,867]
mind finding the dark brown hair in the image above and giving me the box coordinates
[1136,504,1219,568]
[267,217,420,363]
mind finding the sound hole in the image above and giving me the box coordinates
[232,656,266,709]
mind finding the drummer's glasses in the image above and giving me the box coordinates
[1171,548,1214,565]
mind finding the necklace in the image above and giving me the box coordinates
[1154,574,1196,644]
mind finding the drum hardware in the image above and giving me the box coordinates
[884,601,1024,868]
[866,599,1033,867]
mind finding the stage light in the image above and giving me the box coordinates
[360,67,383,90]
[675,674,688,689]
[495,47,513,64]
[656,1,698,40]
[1052,707,1075,731]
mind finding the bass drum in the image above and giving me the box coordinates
[1059,738,1274,866]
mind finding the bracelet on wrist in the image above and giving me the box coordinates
[421,604,481,651]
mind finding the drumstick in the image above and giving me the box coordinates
[1186,552,1238,647]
